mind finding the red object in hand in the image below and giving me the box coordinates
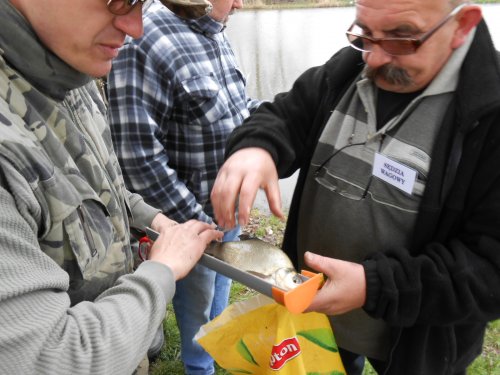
[138,236,152,261]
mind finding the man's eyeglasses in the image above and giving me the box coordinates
[106,0,213,19]
[107,0,152,15]
[314,141,373,201]
[346,3,468,56]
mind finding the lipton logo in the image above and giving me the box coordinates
[269,337,301,370]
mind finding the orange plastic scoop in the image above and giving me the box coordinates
[271,270,325,314]
[145,228,324,313]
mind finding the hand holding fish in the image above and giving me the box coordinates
[304,252,366,315]
[211,148,284,229]
[148,218,223,280]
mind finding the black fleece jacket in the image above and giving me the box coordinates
[225,21,500,374]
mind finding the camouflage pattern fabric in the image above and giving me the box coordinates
[0,53,137,305]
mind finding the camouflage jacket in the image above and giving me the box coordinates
[0,52,160,305]
[0,4,174,374]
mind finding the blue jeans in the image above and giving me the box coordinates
[173,226,240,375]
[338,347,365,375]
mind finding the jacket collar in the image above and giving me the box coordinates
[455,19,500,130]
[187,14,225,36]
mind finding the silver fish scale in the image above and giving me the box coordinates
[206,238,302,290]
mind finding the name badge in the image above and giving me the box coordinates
[372,153,417,195]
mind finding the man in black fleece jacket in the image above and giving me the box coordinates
[211,0,500,374]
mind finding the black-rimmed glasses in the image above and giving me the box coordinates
[106,0,213,19]
[346,3,468,56]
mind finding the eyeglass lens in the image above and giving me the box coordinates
[313,141,374,201]
[347,29,418,56]
[106,0,136,15]
[315,167,373,201]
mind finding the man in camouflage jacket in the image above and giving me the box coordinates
[0,1,221,374]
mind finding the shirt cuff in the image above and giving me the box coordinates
[134,260,176,304]
[128,192,162,230]
[362,259,381,313]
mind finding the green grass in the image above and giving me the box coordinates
[468,320,500,374]
[149,209,500,375]
[252,215,281,238]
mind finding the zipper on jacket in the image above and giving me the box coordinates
[62,97,129,263]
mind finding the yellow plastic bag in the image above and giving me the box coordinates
[195,294,345,374]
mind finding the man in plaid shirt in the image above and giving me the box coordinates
[107,0,259,373]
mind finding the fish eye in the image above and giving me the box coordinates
[292,274,303,284]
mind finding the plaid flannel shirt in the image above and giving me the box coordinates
[107,5,260,223]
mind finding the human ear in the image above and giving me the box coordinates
[451,5,483,49]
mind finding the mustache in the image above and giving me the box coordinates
[364,64,413,87]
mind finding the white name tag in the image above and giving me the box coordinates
[372,153,417,195]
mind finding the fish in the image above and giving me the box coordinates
[205,235,303,291]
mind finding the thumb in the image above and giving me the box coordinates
[304,251,331,275]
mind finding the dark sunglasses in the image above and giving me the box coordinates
[106,0,212,19]
[346,2,468,56]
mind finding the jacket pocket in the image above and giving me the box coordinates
[179,74,229,126]
[63,197,113,281]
